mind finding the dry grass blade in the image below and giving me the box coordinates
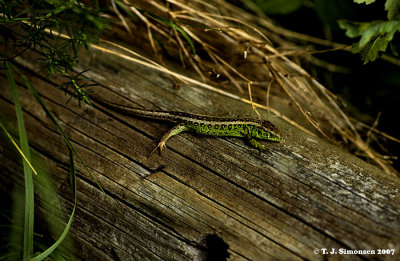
[111,0,132,34]
[103,0,399,176]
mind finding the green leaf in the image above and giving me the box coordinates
[339,19,400,63]
[252,0,305,15]
[354,0,376,4]
[385,0,400,20]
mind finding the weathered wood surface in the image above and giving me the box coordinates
[1,46,400,260]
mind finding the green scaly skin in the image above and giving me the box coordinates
[95,98,282,153]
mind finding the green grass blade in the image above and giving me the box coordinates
[5,62,34,260]
[0,121,38,175]
[14,71,76,261]
[18,71,109,203]
[30,149,76,261]
[157,17,197,55]
[14,68,115,259]
[7,64,78,260]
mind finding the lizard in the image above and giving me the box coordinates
[94,98,282,153]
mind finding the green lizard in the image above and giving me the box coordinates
[95,98,282,153]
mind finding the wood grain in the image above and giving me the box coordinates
[1,47,399,260]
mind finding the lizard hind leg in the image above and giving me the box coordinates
[148,123,189,156]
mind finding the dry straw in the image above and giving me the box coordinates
[104,0,399,176]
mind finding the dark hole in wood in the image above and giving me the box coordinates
[195,234,229,261]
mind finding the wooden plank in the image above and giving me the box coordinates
[0,47,399,260]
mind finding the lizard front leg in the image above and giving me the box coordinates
[149,123,189,155]
[246,137,267,151]
[241,128,267,151]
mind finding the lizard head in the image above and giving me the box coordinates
[252,120,282,142]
